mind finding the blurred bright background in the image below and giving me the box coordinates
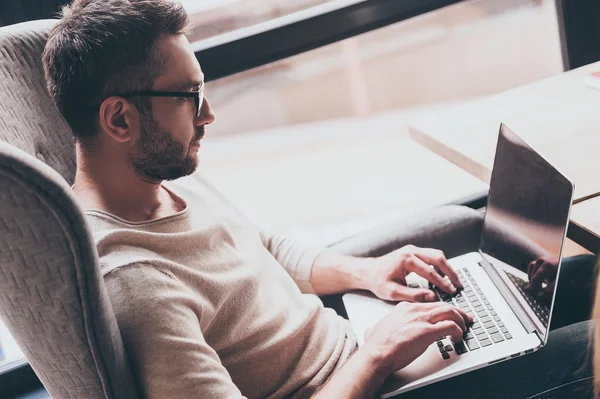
[182,0,562,245]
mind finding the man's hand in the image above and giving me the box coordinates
[363,301,473,372]
[313,301,473,398]
[364,245,463,302]
[525,256,558,304]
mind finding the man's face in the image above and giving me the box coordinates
[128,34,215,181]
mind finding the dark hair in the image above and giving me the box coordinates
[42,0,190,143]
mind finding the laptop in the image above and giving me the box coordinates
[342,124,574,398]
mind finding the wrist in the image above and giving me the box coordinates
[355,341,395,381]
[346,256,376,292]
[310,252,376,295]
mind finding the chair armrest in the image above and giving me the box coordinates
[327,205,484,259]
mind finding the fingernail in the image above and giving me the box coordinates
[450,285,457,293]
[427,292,437,302]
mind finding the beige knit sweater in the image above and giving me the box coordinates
[84,175,356,399]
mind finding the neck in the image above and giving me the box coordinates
[73,143,176,222]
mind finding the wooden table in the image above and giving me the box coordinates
[409,62,600,252]
[409,61,600,204]
[570,196,600,252]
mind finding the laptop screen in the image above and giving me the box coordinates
[479,124,573,338]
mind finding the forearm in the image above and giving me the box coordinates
[310,251,373,295]
[312,345,391,399]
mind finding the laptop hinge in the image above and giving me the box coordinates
[477,256,537,334]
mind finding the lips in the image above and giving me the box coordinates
[191,135,202,146]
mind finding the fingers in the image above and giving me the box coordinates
[415,248,463,289]
[385,283,437,302]
[431,320,464,343]
[395,302,472,344]
[427,304,471,333]
[406,255,457,294]
[528,258,543,280]
[529,263,554,290]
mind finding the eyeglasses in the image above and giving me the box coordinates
[112,82,205,117]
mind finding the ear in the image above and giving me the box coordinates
[98,97,139,143]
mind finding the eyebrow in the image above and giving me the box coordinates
[173,78,204,91]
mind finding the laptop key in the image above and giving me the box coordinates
[491,333,505,343]
[480,338,492,347]
[454,341,468,355]
[475,329,487,336]
[505,333,513,340]
[437,341,444,347]
[444,345,453,352]
[442,352,450,360]
[493,316,502,322]
[480,316,492,323]
[465,339,480,351]
[488,327,499,335]
[464,332,475,340]
[501,327,509,334]
[484,321,495,329]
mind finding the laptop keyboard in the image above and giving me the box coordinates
[505,271,550,326]
[432,268,512,359]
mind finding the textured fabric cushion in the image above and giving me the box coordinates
[0,19,76,184]
[0,19,139,399]
[330,205,485,258]
[330,204,542,268]
[0,142,140,399]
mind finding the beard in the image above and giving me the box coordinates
[128,110,204,182]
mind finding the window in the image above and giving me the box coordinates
[204,0,561,137]
[0,318,25,373]
[182,0,361,43]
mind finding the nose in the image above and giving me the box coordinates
[196,96,215,126]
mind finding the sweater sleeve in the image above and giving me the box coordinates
[259,230,324,294]
[194,176,325,295]
[104,263,246,399]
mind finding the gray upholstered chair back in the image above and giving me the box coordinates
[0,20,140,398]
[0,19,76,183]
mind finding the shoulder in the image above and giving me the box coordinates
[103,262,182,301]
[103,263,204,325]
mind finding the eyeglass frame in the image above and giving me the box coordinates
[107,82,205,118]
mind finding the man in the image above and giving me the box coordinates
[42,1,593,398]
